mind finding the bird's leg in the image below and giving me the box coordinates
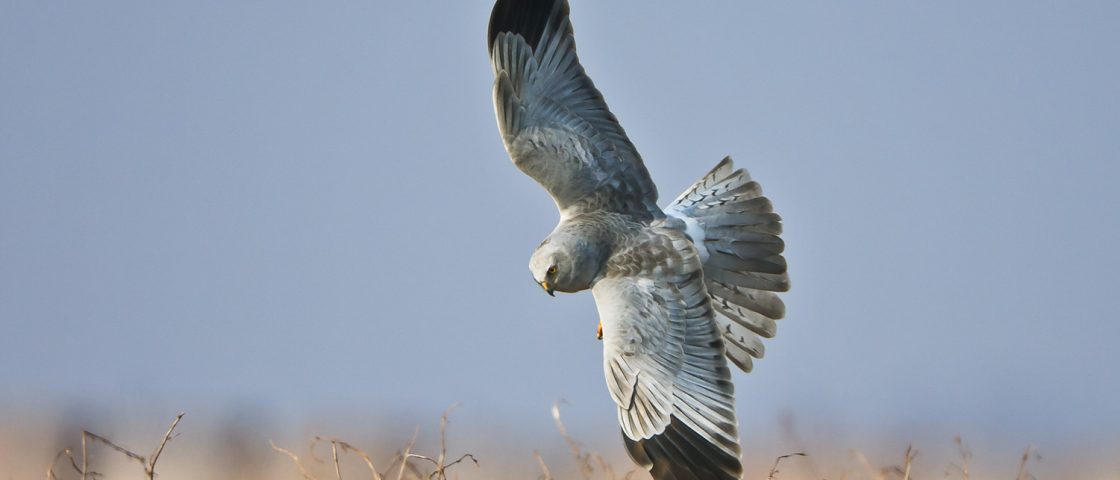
[597,321,603,340]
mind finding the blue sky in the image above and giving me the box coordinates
[2,0,1118,456]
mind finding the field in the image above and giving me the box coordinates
[4,405,1116,480]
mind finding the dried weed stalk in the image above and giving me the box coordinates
[551,402,594,479]
[273,406,476,480]
[534,451,554,480]
[404,405,479,479]
[549,401,641,480]
[900,445,916,480]
[312,436,384,480]
[948,436,972,480]
[766,452,807,480]
[47,413,184,480]
[1015,444,1040,480]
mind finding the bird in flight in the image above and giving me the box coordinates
[487,1,789,478]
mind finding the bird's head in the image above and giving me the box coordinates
[529,235,604,296]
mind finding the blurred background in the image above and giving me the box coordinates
[2,0,1117,478]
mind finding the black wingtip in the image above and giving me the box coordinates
[623,417,743,480]
[487,0,568,52]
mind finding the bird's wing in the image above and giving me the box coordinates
[488,0,660,219]
[593,228,742,480]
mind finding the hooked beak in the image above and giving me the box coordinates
[538,280,555,297]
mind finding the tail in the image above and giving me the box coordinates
[666,157,789,373]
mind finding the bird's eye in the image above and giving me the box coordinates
[547,265,557,276]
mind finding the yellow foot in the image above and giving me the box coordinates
[597,322,603,340]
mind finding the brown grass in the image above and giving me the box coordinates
[47,413,184,480]
[28,407,1070,480]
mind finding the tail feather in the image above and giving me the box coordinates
[670,157,736,207]
[692,196,773,217]
[667,156,789,373]
[699,213,782,233]
[703,267,790,295]
[707,241,787,274]
[707,281,785,325]
[688,182,766,212]
[705,235,785,261]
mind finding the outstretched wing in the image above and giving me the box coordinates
[593,229,741,480]
[488,0,660,219]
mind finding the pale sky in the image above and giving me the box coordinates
[2,0,1118,460]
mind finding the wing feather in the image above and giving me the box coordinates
[489,0,660,218]
[594,229,742,479]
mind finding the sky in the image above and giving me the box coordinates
[2,0,1118,461]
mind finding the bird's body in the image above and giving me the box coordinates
[488,1,789,478]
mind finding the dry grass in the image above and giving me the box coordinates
[26,407,1087,480]
[47,413,184,480]
[767,453,807,480]
[268,407,478,480]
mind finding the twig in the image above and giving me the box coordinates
[46,449,62,480]
[314,437,384,480]
[67,449,89,478]
[83,431,145,464]
[405,452,479,478]
[1015,445,1040,480]
[401,405,477,480]
[384,452,424,480]
[901,445,915,480]
[766,452,807,479]
[594,453,617,480]
[551,401,592,479]
[146,412,185,479]
[949,436,971,480]
[337,440,381,480]
[46,448,87,480]
[395,427,419,480]
[271,441,319,480]
[435,405,455,479]
[404,461,425,479]
[332,440,344,480]
[534,452,553,480]
[72,413,184,480]
[81,434,87,480]
[777,413,824,480]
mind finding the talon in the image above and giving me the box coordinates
[597,322,603,340]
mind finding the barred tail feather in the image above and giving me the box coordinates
[667,156,789,373]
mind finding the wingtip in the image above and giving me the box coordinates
[623,417,743,480]
[487,0,568,52]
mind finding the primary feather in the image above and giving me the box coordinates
[489,0,660,220]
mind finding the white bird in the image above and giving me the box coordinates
[488,1,789,478]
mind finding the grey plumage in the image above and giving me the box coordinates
[667,158,789,374]
[490,0,660,219]
[488,1,788,478]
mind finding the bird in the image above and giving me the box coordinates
[487,1,789,478]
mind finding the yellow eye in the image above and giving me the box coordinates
[547,265,557,275]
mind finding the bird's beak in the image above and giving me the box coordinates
[538,280,555,297]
